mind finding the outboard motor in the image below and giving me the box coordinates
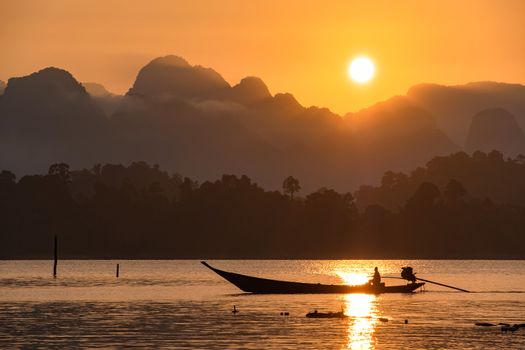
[401,266,417,283]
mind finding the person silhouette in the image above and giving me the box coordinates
[371,267,381,286]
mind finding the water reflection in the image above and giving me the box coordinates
[336,272,370,286]
[2,261,525,349]
[344,294,377,350]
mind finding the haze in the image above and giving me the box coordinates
[1,0,525,113]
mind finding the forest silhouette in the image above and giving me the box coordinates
[1,150,525,259]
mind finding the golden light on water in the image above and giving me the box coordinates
[344,294,377,350]
[336,272,369,286]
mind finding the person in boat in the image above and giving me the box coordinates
[371,267,381,286]
[401,266,417,283]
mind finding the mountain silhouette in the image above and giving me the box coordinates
[0,67,110,174]
[228,76,272,105]
[1,56,524,191]
[0,80,5,95]
[349,95,440,134]
[346,96,458,180]
[407,82,525,146]
[466,108,525,156]
[110,56,357,190]
[128,55,230,101]
[94,58,460,190]
[110,57,281,184]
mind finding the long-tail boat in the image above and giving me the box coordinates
[201,261,424,294]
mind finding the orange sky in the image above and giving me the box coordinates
[1,0,524,114]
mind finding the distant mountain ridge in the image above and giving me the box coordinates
[407,81,525,148]
[466,108,525,156]
[128,55,230,101]
[1,56,524,191]
[0,67,110,174]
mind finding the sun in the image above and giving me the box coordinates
[348,56,375,83]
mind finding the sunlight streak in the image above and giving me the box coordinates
[344,294,377,350]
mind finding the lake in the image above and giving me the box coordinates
[1,260,524,349]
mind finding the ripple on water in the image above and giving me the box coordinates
[1,260,525,349]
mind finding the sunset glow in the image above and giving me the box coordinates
[2,1,525,349]
[1,1,524,113]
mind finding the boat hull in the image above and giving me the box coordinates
[201,261,424,294]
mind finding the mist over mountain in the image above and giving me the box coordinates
[346,96,458,178]
[107,55,462,190]
[82,82,123,116]
[407,82,525,148]
[1,56,524,192]
[83,82,113,97]
[110,56,283,186]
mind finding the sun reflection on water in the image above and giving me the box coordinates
[344,294,377,350]
[336,272,370,286]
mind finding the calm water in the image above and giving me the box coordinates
[1,260,524,349]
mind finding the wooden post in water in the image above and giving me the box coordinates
[53,235,58,278]
[116,263,120,278]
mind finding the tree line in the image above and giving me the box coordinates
[1,152,524,259]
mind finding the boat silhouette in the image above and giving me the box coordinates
[201,261,424,294]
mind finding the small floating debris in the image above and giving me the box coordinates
[475,322,496,327]
[306,310,348,319]
[501,324,519,332]
[474,321,525,332]
[232,305,239,314]
[280,312,290,316]
[404,319,409,324]
[378,317,388,322]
